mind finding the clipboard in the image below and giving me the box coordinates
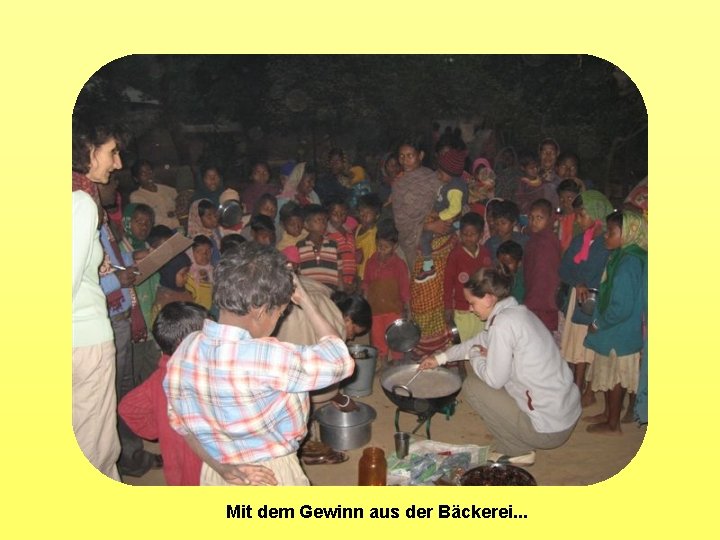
[134,233,193,285]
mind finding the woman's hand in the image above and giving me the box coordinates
[575,284,589,304]
[214,463,278,486]
[116,268,137,288]
[418,356,439,370]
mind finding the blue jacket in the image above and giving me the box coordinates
[559,234,611,325]
[584,252,645,356]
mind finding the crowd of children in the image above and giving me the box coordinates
[73,125,647,483]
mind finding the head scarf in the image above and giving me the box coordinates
[187,199,216,239]
[597,210,648,313]
[159,253,192,291]
[573,190,614,264]
[279,162,306,200]
[122,203,148,250]
[471,158,493,176]
[192,168,224,205]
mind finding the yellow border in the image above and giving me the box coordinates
[3,2,714,536]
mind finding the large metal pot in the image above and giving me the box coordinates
[380,363,462,415]
[313,402,377,450]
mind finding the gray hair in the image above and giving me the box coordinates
[464,267,512,301]
[213,243,294,315]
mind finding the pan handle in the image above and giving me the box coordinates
[391,384,414,399]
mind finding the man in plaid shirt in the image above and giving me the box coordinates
[164,243,354,485]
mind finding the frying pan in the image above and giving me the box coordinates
[218,199,244,228]
[385,318,421,353]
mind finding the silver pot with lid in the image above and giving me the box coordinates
[313,402,377,451]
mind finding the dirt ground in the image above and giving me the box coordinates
[125,356,646,487]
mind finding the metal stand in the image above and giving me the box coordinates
[394,408,434,439]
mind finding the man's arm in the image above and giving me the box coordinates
[182,432,277,486]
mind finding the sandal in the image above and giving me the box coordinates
[300,440,333,458]
[301,450,349,466]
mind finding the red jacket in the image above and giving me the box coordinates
[443,243,493,311]
[523,227,561,331]
[118,354,202,485]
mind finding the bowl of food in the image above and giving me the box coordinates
[459,462,537,486]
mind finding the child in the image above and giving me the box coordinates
[119,203,157,328]
[326,199,359,293]
[242,161,279,215]
[443,212,493,341]
[147,224,174,249]
[240,193,279,240]
[151,253,193,325]
[559,190,613,403]
[118,301,208,485]
[484,200,528,265]
[377,152,400,210]
[192,165,224,206]
[556,151,588,190]
[249,214,276,246]
[496,240,525,303]
[416,148,469,283]
[515,151,545,215]
[355,193,382,282]
[468,158,496,215]
[523,198,561,332]
[186,235,214,310]
[361,221,410,361]
[164,243,354,485]
[296,204,343,291]
[220,233,246,254]
[276,201,307,251]
[188,198,222,264]
[584,210,647,435]
[346,165,372,210]
[129,159,180,230]
[556,178,582,253]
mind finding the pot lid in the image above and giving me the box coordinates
[314,402,377,427]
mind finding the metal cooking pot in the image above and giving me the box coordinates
[218,199,244,228]
[579,288,599,316]
[385,318,421,353]
[314,402,377,451]
[380,363,462,415]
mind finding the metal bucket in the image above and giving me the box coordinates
[342,345,377,397]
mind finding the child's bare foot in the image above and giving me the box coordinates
[582,413,607,423]
[586,422,622,436]
[580,390,597,408]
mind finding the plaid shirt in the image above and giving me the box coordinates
[164,319,353,464]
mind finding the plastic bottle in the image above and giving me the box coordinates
[358,447,387,486]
